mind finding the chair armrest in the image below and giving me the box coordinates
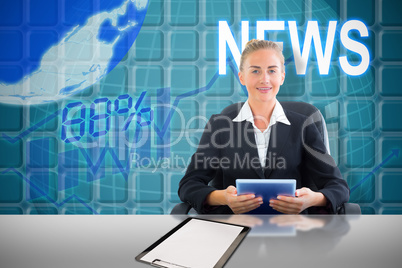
[338,203,361,214]
[171,203,192,215]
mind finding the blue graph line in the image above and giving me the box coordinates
[0,57,247,189]
[1,110,61,143]
[152,55,295,139]
[153,57,245,140]
[0,58,246,212]
[1,56,292,143]
[77,143,129,181]
[350,149,400,193]
[0,168,98,214]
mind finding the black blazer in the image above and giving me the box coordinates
[178,102,350,214]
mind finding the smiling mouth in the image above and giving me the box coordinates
[257,87,272,92]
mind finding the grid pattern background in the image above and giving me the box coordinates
[0,0,402,214]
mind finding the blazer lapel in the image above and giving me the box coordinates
[264,122,291,178]
[239,121,265,179]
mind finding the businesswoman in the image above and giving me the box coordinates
[178,39,349,214]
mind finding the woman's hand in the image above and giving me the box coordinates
[269,215,326,231]
[224,186,263,214]
[207,186,263,214]
[269,187,327,214]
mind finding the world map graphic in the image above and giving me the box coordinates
[0,0,148,105]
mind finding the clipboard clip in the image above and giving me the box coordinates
[151,259,190,268]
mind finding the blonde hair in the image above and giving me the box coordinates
[239,39,285,72]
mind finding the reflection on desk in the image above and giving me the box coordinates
[0,215,401,268]
[196,214,351,266]
[205,214,350,236]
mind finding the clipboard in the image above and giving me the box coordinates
[135,217,250,268]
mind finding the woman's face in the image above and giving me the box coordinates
[238,49,285,106]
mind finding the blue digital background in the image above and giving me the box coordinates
[0,0,402,215]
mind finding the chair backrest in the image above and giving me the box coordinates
[281,101,330,154]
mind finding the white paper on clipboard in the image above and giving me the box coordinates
[139,218,246,268]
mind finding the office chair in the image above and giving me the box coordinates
[171,102,361,215]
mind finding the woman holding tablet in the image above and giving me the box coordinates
[178,39,349,214]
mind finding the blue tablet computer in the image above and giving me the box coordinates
[236,179,296,214]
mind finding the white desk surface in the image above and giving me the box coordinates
[0,215,401,268]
